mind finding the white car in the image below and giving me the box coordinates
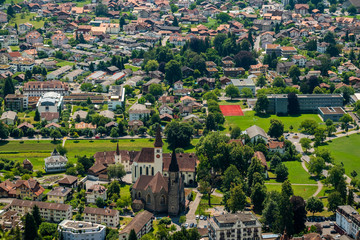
[195,215,199,220]
[200,215,204,220]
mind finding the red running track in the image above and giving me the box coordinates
[219,105,244,116]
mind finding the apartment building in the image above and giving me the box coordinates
[86,184,107,204]
[208,212,262,240]
[47,65,72,80]
[267,94,344,115]
[47,187,72,204]
[36,92,63,114]
[23,80,69,97]
[336,205,360,238]
[83,207,119,228]
[108,85,125,110]
[7,199,72,223]
[119,210,154,240]
[58,220,106,240]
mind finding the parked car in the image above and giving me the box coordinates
[330,230,337,234]
[184,223,189,228]
[196,215,199,220]
[203,216,207,220]
[200,215,204,220]
[190,223,194,228]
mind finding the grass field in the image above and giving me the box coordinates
[75,0,91,7]
[218,100,245,106]
[125,64,141,72]
[320,133,360,178]
[196,194,223,215]
[55,59,75,67]
[265,184,318,199]
[224,111,322,133]
[9,13,45,28]
[0,139,199,172]
[266,161,317,184]
[10,46,20,51]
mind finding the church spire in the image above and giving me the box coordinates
[154,126,163,148]
[116,143,120,156]
[169,149,179,172]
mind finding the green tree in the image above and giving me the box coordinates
[251,182,267,213]
[144,60,159,73]
[32,205,42,227]
[308,156,325,176]
[34,109,40,122]
[300,138,312,153]
[149,83,163,96]
[262,199,279,231]
[327,165,346,190]
[3,76,15,96]
[0,123,9,140]
[77,155,95,172]
[328,191,343,212]
[347,4,357,15]
[226,184,246,213]
[339,114,352,128]
[241,88,253,98]
[268,119,284,139]
[39,222,57,237]
[287,92,300,115]
[225,85,240,100]
[170,3,178,12]
[273,77,286,88]
[95,3,108,16]
[24,213,38,240]
[230,126,241,139]
[7,5,15,19]
[300,119,318,134]
[288,65,301,82]
[107,164,126,181]
[164,121,194,149]
[281,180,293,199]
[165,60,182,84]
[96,197,105,208]
[306,197,324,216]
[256,74,267,87]
[216,12,231,23]
[275,163,289,181]
[50,129,62,141]
[254,94,269,115]
[291,196,307,234]
[222,165,241,191]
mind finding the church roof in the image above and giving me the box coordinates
[168,150,179,172]
[133,148,155,163]
[132,172,168,193]
[163,153,196,172]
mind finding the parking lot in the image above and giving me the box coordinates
[306,216,342,238]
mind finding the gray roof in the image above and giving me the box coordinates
[47,187,72,197]
[1,111,17,121]
[72,110,88,120]
[246,125,267,139]
[231,78,255,86]
[99,110,114,119]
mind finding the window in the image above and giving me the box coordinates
[146,167,148,175]
[152,167,154,175]
[138,192,141,198]
[140,167,142,175]
[160,195,166,205]
[146,194,151,204]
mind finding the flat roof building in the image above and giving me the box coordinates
[231,78,256,95]
[58,220,106,240]
[318,107,346,122]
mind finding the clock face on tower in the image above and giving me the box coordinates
[156,154,160,158]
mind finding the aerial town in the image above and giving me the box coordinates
[0,0,360,239]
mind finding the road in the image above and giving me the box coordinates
[162,36,170,46]
[254,35,261,51]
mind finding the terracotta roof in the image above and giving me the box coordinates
[132,172,168,193]
[14,178,45,196]
[83,207,118,216]
[88,163,107,174]
[267,141,285,149]
[41,112,59,121]
[17,122,34,129]
[254,151,267,170]
[120,210,153,235]
[163,153,196,172]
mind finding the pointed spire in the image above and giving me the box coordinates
[169,149,179,172]
[154,126,163,148]
[116,142,120,156]
[52,148,58,156]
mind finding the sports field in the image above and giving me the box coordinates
[219,105,244,116]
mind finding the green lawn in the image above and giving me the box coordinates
[0,140,59,171]
[265,184,318,199]
[196,194,223,215]
[218,100,245,106]
[125,64,141,72]
[75,0,91,7]
[10,46,20,51]
[320,133,360,178]
[9,13,45,29]
[0,138,198,172]
[224,111,322,133]
[54,59,75,67]
[266,161,317,184]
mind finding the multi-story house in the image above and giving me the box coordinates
[4,94,28,111]
[25,31,43,45]
[108,85,125,110]
[44,149,68,173]
[129,103,151,121]
[37,92,63,114]
[23,80,69,97]
[47,187,72,204]
[13,178,45,201]
[19,23,34,34]
[119,211,154,240]
[0,12,7,23]
[7,199,72,223]
[317,42,329,54]
[336,205,360,238]
[59,220,106,240]
[208,212,262,240]
[86,184,107,204]
[51,31,68,47]
[292,55,307,67]
[83,207,119,228]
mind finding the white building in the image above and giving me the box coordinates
[336,205,360,238]
[36,92,63,113]
[231,78,256,95]
[47,65,72,80]
[58,220,106,240]
[245,125,268,143]
[83,207,119,228]
[108,85,125,110]
[129,103,151,121]
[208,212,262,240]
[44,149,68,173]
[86,184,107,204]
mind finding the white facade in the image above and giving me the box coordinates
[83,208,119,228]
[231,78,256,95]
[108,86,125,110]
[336,205,360,238]
[59,220,106,240]
[131,147,163,183]
[44,149,68,173]
[36,92,63,113]
[86,185,107,204]
[129,104,151,121]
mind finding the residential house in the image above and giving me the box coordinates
[44,149,68,173]
[72,110,88,121]
[245,125,268,143]
[47,187,72,204]
[83,207,119,227]
[58,175,78,189]
[265,44,282,57]
[281,46,297,57]
[86,184,107,204]
[267,141,285,154]
[292,55,307,67]
[19,23,33,34]
[25,31,43,45]
[7,199,72,223]
[231,78,256,95]
[277,62,294,75]
[13,178,45,201]
[295,4,309,15]
[58,220,106,240]
[5,94,28,111]
[0,12,7,23]
[0,111,17,125]
[317,42,329,54]
[51,31,68,47]
[22,159,33,171]
[159,104,173,115]
[119,211,154,240]
[129,104,151,121]
[223,67,245,77]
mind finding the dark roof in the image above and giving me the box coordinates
[132,172,168,193]
[168,149,179,172]
[83,207,118,216]
[153,127,163,148]
[120,210,153,235]
[133,148,155,163]
[9,199,71,211]
[58,175,78,185]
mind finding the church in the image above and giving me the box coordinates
[131,149,185,215]
[91,127,197,185]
